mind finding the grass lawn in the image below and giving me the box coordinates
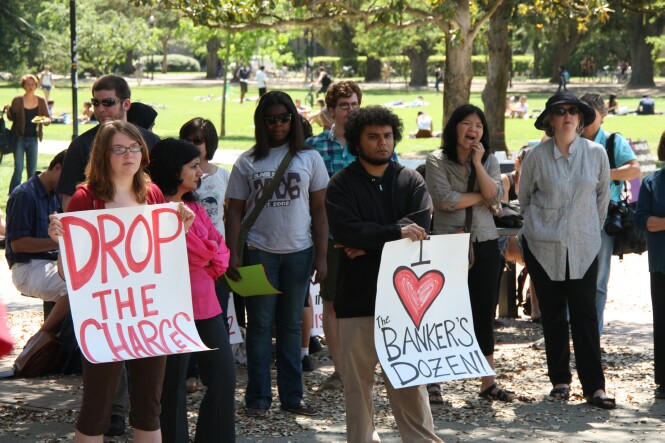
[2,81,664,211]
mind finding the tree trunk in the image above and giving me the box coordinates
[161,38,169,74]
[627,12,665,88]
[406,48,430,87]
[123,50,135,75]
[220,36,231,136]
[365,56,381,82]
[206,37,220,80]
[482,0,513,153]
[443,41,473,123]
[531,35,541,78]
[548,23,582,83]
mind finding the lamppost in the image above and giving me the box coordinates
[149,15,155,81]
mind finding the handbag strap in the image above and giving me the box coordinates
[465,164,477,233]
[239,150,294,243]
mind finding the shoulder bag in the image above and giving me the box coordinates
[464,165,476,268]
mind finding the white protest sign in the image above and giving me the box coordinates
[310,283,324,336]
[57,203,210,363]
[226,295,243,345]
[375,234,494,389]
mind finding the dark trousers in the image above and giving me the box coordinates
[523,240,605,396]
[469,239,500,356]
[160,314,236,443]
[651,272,665,385]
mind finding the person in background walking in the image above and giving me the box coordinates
[256,66,268,97]
[39,65,54,102]
[4,74,51,194]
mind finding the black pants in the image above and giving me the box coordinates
[469,239,500,356]
[160,314,236,443]
[651,272,665,385]
[523,239,605,396]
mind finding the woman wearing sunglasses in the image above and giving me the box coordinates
[48,121,195,441]
[178,117,231,394]
[519,91,616,409]
[226,91,329,417]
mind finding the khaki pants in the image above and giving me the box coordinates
[339,317,442,443]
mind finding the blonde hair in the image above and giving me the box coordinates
[84,121,151,203]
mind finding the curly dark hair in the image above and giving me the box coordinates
[179,117,218,160]
[147,138,201,202]
[659,130,665,162]
[442,104,490,164]
[344,105,403,156]
[252,90,304,160]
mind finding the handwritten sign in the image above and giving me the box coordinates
[56,203,209,363]
[310,283,323,336]
[226,295,243,345]
[375,234,494,389]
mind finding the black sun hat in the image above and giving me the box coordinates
[534,91,596,131]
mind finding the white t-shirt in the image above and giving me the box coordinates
[198,167,230,237]
[417,114,432,130]
[256,70,267,88]
[226,144,329,253]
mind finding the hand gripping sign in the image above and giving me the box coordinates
[375,234,494,389]
[55,203,210,363]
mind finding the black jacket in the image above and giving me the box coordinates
[325,160,431,318]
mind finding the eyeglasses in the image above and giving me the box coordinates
[337,102,360,111]
[110,144,143,155]
[187,136,205,145]
[552,107,580,116]
[264,114,292,125]
[91,98,121,108]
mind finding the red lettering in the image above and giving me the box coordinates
[173,312,205,350]
[126,215,153,273]
[114,287,137,320]
[141,284,158,317]
[79,318,102,363]
[98,214,129,284]
[101,321,138,360]
[92,289,112,321]
[151,208,181,274]
[159,318,173,353]
[137,320,169,355]
[228,316,235,336]
[169,330,186,351]
[61,216,99,291]
[128,325,154,358]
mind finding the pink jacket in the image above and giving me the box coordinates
[185,201,230,320]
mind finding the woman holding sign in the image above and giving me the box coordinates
[48,120,195,442]
[425,104,516,403]
[226,91,329,417]
[520,91,615,409]
[147,138,236,442]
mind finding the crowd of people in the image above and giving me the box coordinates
[4,69,665,442]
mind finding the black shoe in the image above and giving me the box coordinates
[656,386,665,399]
[302,354,315,372]
[309,336,323,354]
[104,414,126,437]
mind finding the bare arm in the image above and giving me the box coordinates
[224,198,245,281]
[610,159,640,182]
[646,216,665,233]
[11,237,58,254]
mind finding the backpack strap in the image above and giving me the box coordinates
[604,132,621,189]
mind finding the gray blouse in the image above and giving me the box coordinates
[425,150,503,241]
[519,136,610,281]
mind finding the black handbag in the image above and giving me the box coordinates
[494,201,523,228]
[612,200,647,259]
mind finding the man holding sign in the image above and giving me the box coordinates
[325,106,441,442]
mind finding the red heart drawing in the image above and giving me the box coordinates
[393,266,445,329]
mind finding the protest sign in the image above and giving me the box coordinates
[56,203,209,363]
[310,283,323,336]
[226,295,243,345]
[375,234,494,389]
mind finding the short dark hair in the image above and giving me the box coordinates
[252,91,304,160]
[441,104,490,164]
[92,75,131,100]
[325,80,362,109]
[580,93,607,117]
[127,102,158,130]
[344,105,403,156]
[179,117,218,160]
[147,138,201,202]
[48,149,67,170]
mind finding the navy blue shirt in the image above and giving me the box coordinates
[636,168,665,274]
[5,175,60,267]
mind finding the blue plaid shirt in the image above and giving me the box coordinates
[305,125,355,178]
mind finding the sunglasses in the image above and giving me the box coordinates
[552,107,580,116]
[264,114,292,125]
[91,98,121,108]
[187,136,205,145]
[110,144,143,155]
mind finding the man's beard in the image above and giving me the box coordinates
[358,149,392,166]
